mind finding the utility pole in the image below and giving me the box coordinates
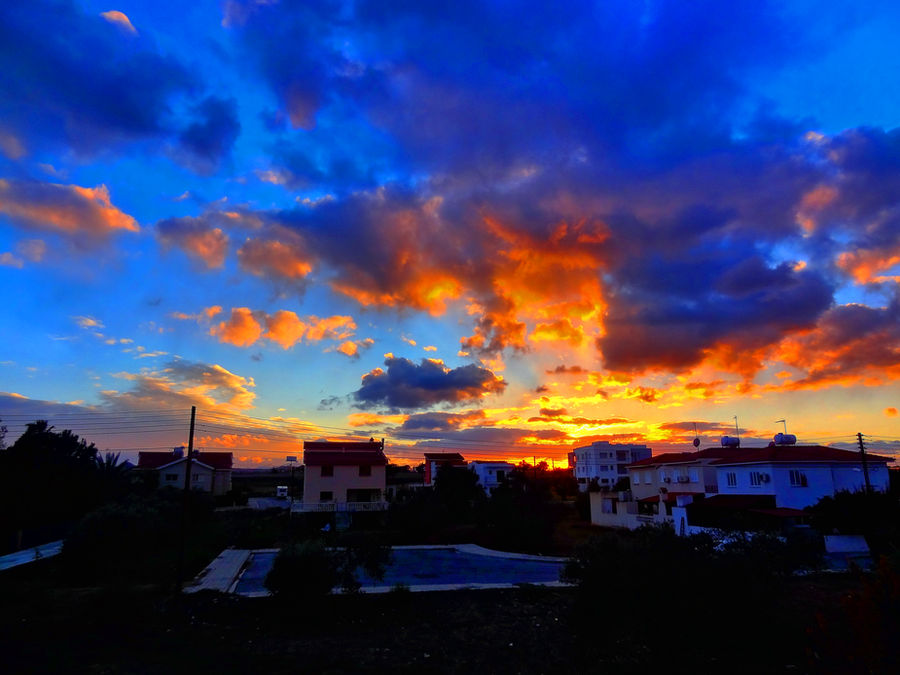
[176,405,196,593]
[857,432,872,494]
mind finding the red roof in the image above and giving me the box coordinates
[628,448,734,467]
[710,445,895,466]
[304,441,383,452]
[304,450,388,467]
[424,452,465,462]
[137,451,233,470]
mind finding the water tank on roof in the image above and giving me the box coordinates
[721,436,741,448]
[173,446,185,458]
[774,433,797,445]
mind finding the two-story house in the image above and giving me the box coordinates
[301,440,388,512]
[468,460,515,495]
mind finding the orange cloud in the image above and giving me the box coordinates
[100,10,137,33]
[209,307,358,350]
[0,180,138,237]
[885,407,898,418]
[837,245,900,284]
[210,307,264,347]
[237,231,313,282]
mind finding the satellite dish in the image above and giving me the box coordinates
[692,438,700,448]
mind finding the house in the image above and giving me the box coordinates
[300,440,388,512]
[571,441,651,490]
[385,464,425,501]
[468,460,515,495]
[590,438,894,534]
[423,452,467,487]
[709,445,893,509]
[136,447,233,495]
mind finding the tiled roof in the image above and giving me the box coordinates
[628,448,734,467]
[710,445,894,465]
[637,491,701,504]
[136,451,233,470]
[304,441,383,452]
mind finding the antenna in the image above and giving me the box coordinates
[733,416,740,442]
[774,419,787,434]
[692,422,700,448]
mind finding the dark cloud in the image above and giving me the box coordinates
[0,2,234,164]
[546,365,587,375]
[177,96,241,171]
[399,410,487,432]
[352,357,506,411]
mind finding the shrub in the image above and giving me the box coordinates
[264,541,338,600]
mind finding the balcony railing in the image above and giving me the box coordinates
[292,501,389,513]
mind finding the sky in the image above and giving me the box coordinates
[1,0,898,467]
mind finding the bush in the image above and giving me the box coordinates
[264,541,338,600]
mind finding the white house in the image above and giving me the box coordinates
[468,460,515,495]
[423,452,467,487]
[590,442,894,533]
[710,445,893,509]
[571,441,651,490]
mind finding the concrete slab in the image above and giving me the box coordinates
[184,548,251,593]
[0,540,64,572]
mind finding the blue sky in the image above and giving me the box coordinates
[1,1,898,465]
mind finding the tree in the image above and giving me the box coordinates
[0,421,102,550]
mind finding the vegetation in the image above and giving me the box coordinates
[0,421,135,552]
[806,489,900,556]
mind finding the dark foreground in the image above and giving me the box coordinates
[2,556,886,674]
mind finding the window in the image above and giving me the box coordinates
[644,471,652,484]
[659,470,669,482]
[616,451,627,461]
[165,473,178,482]
[750,472,761,487]
[319,491,333,502]
[359,464,371,477]
[192,473,200,481]
[790,470,808,487]
[726,472,737,487]
[632,473,640,485]
[320,465,333,477]
[689,468,700,483]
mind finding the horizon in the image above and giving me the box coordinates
[1,1,899,467]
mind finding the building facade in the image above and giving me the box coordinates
[571,441,651,490]
[423,452,467,487]
[136,448,233,495]
[468,460,515,495]
[301,440,388,511]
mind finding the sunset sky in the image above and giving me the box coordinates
[1,0,898,466]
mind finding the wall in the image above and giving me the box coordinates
[157,461,219,494]
[589,492,670,530]
[303,464,386,504]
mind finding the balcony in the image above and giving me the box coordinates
[292,501,388,513]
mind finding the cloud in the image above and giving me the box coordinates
[209,307,358,350]
[73,316,104,330]
[210,308,264,348]
[352,356,507,411]
[0,180,138,239]
[0,252,23,268]
[99,10,137,34]
[102,358,256,411]
[237,227,314,285]
[176,96,241,171]
[332,338,375,359]
[773,300,900,390]
[0,1,194,156]
[157,215,229,268]
[398,410,488,432]
[886,407,898,418]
